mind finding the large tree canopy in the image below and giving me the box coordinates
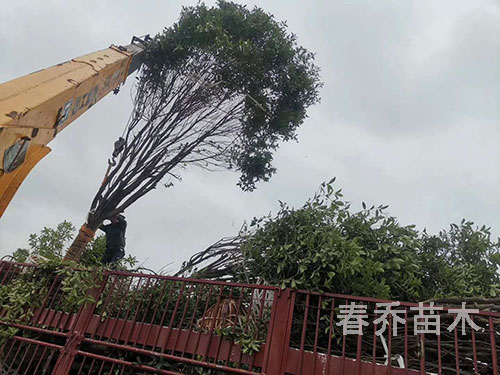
[179,180,500,302]
[144,0,321,189]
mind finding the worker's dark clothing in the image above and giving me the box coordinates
[101,248,125,264]
[99,216,127,264]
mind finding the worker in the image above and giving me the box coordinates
[99,213,127,264]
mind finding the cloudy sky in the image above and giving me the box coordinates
[1,0,499,271]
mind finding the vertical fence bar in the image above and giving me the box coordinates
[419,331,425,375]
[437,310,442,375]
[90,274,117,340]
[224,286,245,366]
[341,327,347,375]
[404,307,408,375]
[489,317,498,375]
[22,343,41,375]
[371,312,377,375]
[297,293,310,374]
[34,346,49,374]
[202,284,223,362]
[153,278,177,350]
[263,289,295,375]
[181,283,204,357]
[172,282,194,355]
[33,272,60,324]
[192,284,214,360]
[164,282,186,355]
[453,313,459,375]
[356,319,362,375]
[131,277,161,346]
[105,275,135,344]
[470,315,478,374]
[326,297,335,375]
[249,287,269,371]
[312,296,322,374]
[124,277,152,344]
[51,270,109,375]
[43,347,58,374]
[387,315,392,375]
[6,342,23,374]
[141,277,169,349]
[114,275,144,343]
[16,341,31,373]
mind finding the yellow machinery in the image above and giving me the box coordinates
[0,36,149,218]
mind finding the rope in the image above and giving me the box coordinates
[88,136,127,226]
[100,159,115,187]
[64,224,95,262]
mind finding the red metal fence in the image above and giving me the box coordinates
[0,260,498,374]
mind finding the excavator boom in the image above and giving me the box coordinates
[0,37,149,218]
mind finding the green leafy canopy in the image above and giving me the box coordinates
[11,221,137,269]
[236,179,500,301]
[144,0,322,190]
[12,220,75,262]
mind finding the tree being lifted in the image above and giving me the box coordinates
[64,1,321,262]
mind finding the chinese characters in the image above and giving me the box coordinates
[334,301,481,336]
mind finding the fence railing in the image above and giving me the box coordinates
[0,260,498,374]
[285,290,499,375]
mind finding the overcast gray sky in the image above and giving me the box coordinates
[1,0,499,272]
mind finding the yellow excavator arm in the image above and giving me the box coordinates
[0,36,149,218]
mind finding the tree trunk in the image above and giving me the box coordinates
[64,224,95,262]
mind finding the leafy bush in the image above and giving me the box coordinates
[419,220,500,298]
[227,179,500,301]
[11,220,137,268]
[238,179,422,300]
[0,258,103,342]
[12,220,75,262]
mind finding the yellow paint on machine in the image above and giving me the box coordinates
[0,45,136,218]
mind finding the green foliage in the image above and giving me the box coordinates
[419,220,500,298]
[0,258,103,343]
[79,233,106,266]
[238,179,422,300]
[216,313,269,355]
[236,180,500,301]
[10,248,29,263]
[13,220,75,261]
[11,220,137,269]
[55,263,104,309]
[144,0,321,190]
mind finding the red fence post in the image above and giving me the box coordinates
[51,271,109,375]
[489,317,498,375]
[263,288,295,375]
